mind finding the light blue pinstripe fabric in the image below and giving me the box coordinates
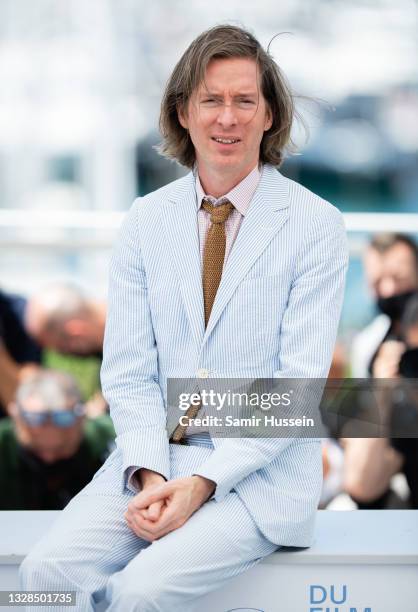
[185,432,214,447]
[19,163,348,610]
[100,162,348,547]
[20,443,277,611]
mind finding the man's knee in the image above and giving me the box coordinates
[19,539,76,590]
[107,571,171,612]
[19,548,53,587]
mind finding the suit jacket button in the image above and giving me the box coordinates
[197,368,209,378]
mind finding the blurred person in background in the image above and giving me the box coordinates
[343,293,418,509]
[25,282,106,358]
[26,282,108,417]
[350,233,418,378]
[1,283,108,417]
[0,369,115,510]
[0,288,42,415]
[391,295,418,508]
[344,233,418,509]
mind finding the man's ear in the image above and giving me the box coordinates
[177,103,189,130]
[264,106,273,131]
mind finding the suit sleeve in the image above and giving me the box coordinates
[100,199,170,491]
[194,204,349,502]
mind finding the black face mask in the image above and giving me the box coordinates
[399,347,418,378]
[377,291,416,321]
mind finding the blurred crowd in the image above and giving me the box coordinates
[0,283,114,510]
[321,232,418,510]
[1,232,418,511]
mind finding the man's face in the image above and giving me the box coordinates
[364,242,418,299]
[12,396,83,464]
[178,57,272,178]
[38,327,94,356]
[31,327,73,355]
[26,309,94,355]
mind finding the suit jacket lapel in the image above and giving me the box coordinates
[203,165,290,343]
[160,165,290,348]
[161,172,205,346]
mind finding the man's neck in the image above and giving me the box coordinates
[197,163,259,198]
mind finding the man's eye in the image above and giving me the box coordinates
[236,99,256,109]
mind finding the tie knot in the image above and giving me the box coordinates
[202,198,234,224]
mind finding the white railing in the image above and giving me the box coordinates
[0,210,418,250]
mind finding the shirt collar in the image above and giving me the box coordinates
[194,164,262,216]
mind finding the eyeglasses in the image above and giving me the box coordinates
[17,403,85,428]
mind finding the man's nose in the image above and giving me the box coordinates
[216,103,238,127]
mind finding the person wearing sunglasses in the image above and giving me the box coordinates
[0,369,115,510]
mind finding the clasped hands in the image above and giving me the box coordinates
[124,468,216,542]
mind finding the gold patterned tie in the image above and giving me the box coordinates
[170,197,235,443]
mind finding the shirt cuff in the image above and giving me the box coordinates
[126,466,141,494]
[124,465,168,495]
[191,467,231,503]
[118,428,170,492]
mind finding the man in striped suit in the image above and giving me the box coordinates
[20,25,348,611]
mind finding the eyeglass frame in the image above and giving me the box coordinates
[17,402,85,428]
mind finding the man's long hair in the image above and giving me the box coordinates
[157,24,297,168]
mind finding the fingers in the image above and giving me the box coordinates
[132,482,171,510]
[147,500,164,521]
[125,478,201,541]
[125,511,158,541]
[140,500,165,521]
[125,500,183,542]
[127,497,164,523]
[124,510,170,542]
[138,502,178,535]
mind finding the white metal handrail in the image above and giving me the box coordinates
[0,211,417,251]
[0,209,123,230]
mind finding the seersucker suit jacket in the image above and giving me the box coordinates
[100,163,348,547]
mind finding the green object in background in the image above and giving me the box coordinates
[43,350,101,401]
